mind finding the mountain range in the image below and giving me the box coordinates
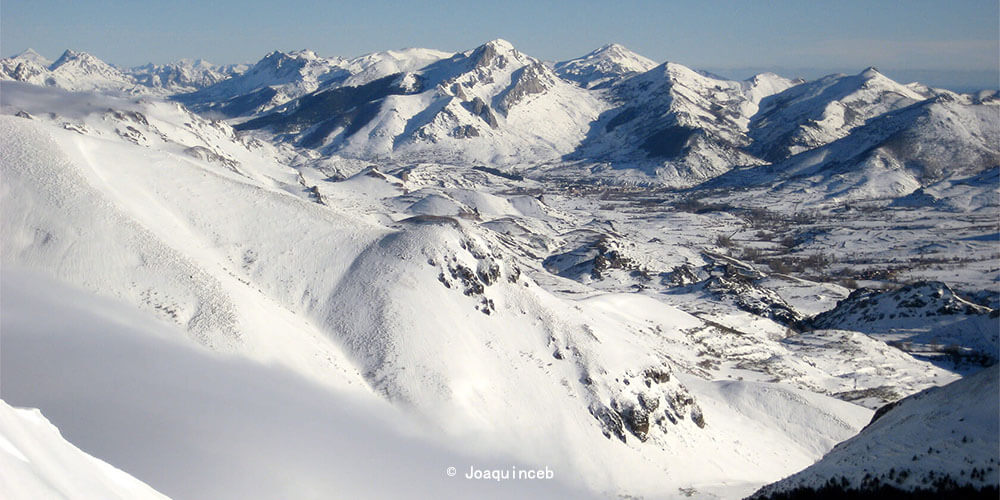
[5,40,996,191]
[1,39,997,499]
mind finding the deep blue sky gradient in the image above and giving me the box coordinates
[3,0,998,90]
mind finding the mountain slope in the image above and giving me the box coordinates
[10,48,52,66]
[0,82,375,387]
[0,399,169,500]
[1,82,884,498]
[173,47,454,118]
[808,282,998,365]
[751,365,1000,498]
[3,43,994,192]
[1,268,596,500]
[2,39,998,499]
[337,47,455,88]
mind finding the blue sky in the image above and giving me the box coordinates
[3,0,998,90]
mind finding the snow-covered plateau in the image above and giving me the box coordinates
[1,41,997,499]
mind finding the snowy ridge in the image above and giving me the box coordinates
[1,49,142,93]
[749,67,933,161]
[554,43,658,89]
[808,282,998,364]
[564,62,798,184]
[11,48,51,66]
[705,95,1000,206]
[0,399,169,499]
[127,59,248,93]
[5,42,995,191]
[1,269,597,500]
[172,47,454,118]
[751,366,1000,498]
[891,166,1000,212]
[1,49,247,96]
[338,47,455,88]
[173,49,352,116]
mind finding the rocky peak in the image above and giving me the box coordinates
[51,49,93,69]
[591,43,654,66]
[47,49,133,84]
[257,50,297,69]
[479,38,516,53]
[48,50,127,79]
[242,50,316,82]
[498,62,556,113]
[288,49,319,60]
[464,96,499,128]
[3,59,48,82]
[127,59,233,91]
[742,72,801,106]
[470,39,519,70]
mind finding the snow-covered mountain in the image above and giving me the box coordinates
[891,166,1000,212]
[172,49,353,116]
[235,39,606,166]
[10,48,51,66]
[0,79,942,499]
[748,67,935,161]
[1,50,249,95]
[127,59,248,93]
[1,267,597,500]
[1,38,998,500]
[554,43,657,89]
[172,47,454,118]
[5,43,994,192]
[704,93,1000,206]
[231,41,801,182]
[336,47,455,88]
[1,49,141,93]
[565,63,798,183]
[751,365,999,498]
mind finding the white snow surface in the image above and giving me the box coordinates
[0,399,168,500]
[2,45,997,498]
[753,365,1000,496]
[0,81,907,499]
[0,269,596,500]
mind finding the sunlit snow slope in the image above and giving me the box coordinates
[0,399,168,500]
[0,81,882,499]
